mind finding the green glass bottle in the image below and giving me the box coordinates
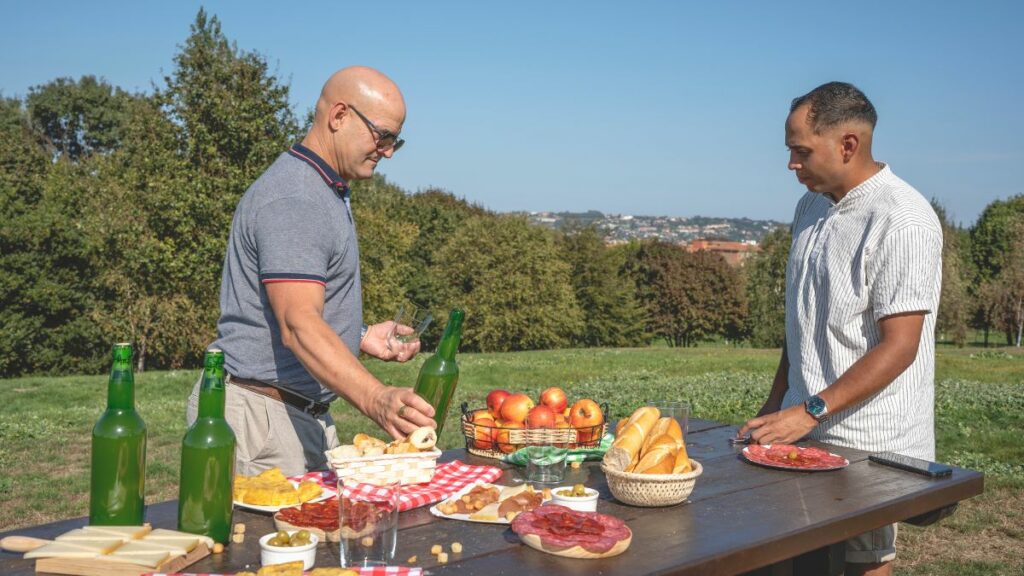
[89,342,147,525]
[413,308,465,436]
[178,349,236,544]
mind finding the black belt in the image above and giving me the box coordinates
[228,375,331,417]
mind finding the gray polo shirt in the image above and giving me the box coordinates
[782,164,942,459]
[212,144,362,403]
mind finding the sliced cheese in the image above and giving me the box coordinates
[145,528,214,549]
[81,525,151,539]
[103,550,170,567]
[24,539,122,559]
[112,540,189,556]
[136,536,199,553]
[498,483,530,501]
[56,528,131,542]
[468,501,501,522]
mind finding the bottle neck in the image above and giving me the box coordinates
[107,365,135,410]
[197,364,226,418]
[435,309,465,360]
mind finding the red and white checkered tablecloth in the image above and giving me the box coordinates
[147,568,421,576]
[293,459,503,512]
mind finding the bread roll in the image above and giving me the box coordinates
[641,417,683,455]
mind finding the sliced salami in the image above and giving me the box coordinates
[512,504,631,556]
[743,444,849,471]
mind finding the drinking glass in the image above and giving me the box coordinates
[338,478,400,567]
[386,303,432,352]
[523,422,568,484]
[647,400,691,435]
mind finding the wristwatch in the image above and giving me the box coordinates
[804,395,829,421]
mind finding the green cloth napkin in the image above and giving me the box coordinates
[503,432,615,466]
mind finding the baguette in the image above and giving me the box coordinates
[672,441,693,473]
[602,407,660,471]
[641,417,683,455]
[633,442,677,475]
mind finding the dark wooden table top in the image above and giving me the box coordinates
[0,418,984,576]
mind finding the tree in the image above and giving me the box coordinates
[350,175,419,326]
[932,200,970,347]
[743,226,790,348]
[969,195,1024,345]
[26,76,135,161]
[0,100,106,376]
[429,214,583,352]
[629,241,747,347]
[558,226,646,347]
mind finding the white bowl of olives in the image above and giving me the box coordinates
[259,529,319,569]
[551,484,599,512]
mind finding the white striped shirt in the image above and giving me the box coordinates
[782,164,943,460]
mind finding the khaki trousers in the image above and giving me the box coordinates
[186,374,340,477]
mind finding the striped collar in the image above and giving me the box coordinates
[288,143,350,196]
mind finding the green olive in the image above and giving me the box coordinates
[276,530,290,541]
[291,536,310,547]
[268,536,287,547]
[295,530,311,541]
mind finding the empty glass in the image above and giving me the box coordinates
[647,400,690,435]
[523,422,568,484]
[338,478,400,567]
[386,302,432,352]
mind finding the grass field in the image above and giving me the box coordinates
[1,346,1021,574]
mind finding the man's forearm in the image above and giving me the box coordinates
[818,337,917,415]
[279,312,384,413]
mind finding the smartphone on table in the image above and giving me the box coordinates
[868,452,953,478]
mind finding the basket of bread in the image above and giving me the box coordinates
[460,389,608,460]
[325,426,441,486]
[600,406,702,507]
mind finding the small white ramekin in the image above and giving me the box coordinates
[550,486,600,512]
[258,531,319,570]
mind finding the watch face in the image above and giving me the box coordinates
[806,396,827,417]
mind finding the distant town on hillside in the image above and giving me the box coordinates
[517,210,789,266]
[519,210,787,245]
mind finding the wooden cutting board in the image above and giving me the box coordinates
[34,542,210,576]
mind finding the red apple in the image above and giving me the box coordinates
[499,393,535,425]
[525,405,556,428]
[495,421,524,453]
[539,386,568,413]
[486,389,511,420]
[569,399,603,444]
[554,420,574,448]
[472,416,496,450]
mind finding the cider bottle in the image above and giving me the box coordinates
[89,343,147,525]
[413,308,465,435]
[178,349,236,543]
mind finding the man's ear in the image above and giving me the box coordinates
[329,102,349,131]
[841,132,860,163]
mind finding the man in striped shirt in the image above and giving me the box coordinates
[739,82,943,576]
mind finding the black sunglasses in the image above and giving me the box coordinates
[349,105,404,152]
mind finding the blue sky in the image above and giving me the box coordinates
[2,1,1021,226]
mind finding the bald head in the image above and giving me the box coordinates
[314,66,405,128]
[302,66,406,182]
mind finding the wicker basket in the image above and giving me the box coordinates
[460,401,609,460]
[325,449,441,487]
[601,459,702,507]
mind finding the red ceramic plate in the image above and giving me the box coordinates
[742,444,849,471]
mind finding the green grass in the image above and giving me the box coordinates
[1,346,1021,574]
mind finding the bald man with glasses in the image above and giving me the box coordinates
[187,66,435,477]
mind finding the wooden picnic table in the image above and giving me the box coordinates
[0,418,984,576]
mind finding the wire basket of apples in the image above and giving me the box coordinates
[460,388,609,460]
